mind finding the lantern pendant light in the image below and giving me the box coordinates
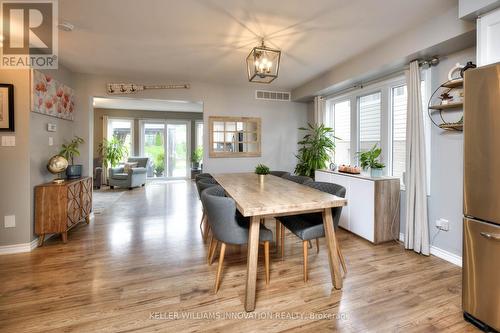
[246,39,281,83]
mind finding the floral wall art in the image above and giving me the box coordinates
[31,70,75,121]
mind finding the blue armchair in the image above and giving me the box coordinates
[109,157,149,190]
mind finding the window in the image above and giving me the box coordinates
[328,100,351,165]
[390,80,430,189]
[107,118,133,157]
[325,71,431,191]
[391,85,407,182]
[196,121,203,148]
[358,92,381,152]
[195,121,204,163]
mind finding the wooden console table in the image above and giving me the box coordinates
[35,177,92,246]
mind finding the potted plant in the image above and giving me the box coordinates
[59,136,84,179]
[255,163,270,183]
[97,136,128,180]
[191,147,203,170]
[295,123,338,177]
[357,144,385,177]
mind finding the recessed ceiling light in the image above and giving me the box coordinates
[58,21,75,32]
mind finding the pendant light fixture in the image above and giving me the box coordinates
[246,39,281,83]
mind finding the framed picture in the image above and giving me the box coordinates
[0,84,14,132]
[31,70,75,121]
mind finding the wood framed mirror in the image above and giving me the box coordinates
[208,116,261,158]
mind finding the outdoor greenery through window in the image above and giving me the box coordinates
[107,119,133,158]
[143,123,166,177]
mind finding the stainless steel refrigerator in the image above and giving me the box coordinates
[463,62,500,332]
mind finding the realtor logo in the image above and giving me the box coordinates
[1,0,58,69]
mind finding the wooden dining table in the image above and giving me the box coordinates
[212,172,347,312]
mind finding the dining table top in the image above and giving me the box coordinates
[211,173,347,217]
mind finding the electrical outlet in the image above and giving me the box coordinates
[4,215,15,228]
[1,136,15,146]
[441,219,450,231]
[436,218,449,231]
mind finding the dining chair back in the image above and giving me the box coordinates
[269,171,290,177]
[201,185,272,292]
[282,174,313,185]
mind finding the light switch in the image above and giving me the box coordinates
[4,215,15,228]
[1,136,15,146]
[49,137,54,146]
[47,123,57,132]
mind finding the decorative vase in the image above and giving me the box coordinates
[66,164,82,179]
[370,168,383,178]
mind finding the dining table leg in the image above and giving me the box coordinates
[322,208,343,289]
[244,215,261,312]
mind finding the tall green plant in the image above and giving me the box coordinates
[98,136,128,168]
[294,123,338,177]
[59,136,84,165]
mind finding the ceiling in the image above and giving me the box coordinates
[93,97,203,112]
[59,0,457,90]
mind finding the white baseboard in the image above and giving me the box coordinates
[430,245,462,267]
[0,238,39,255]
[399,232,462,267]
[30,238,39,250]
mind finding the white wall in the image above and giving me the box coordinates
[459,0,500,19]
[72,74,308,176]
[424,47,475,256]
[0,69,32,246]
[292,4,475,101]
[29,66,76,240]
[399,47,475,257]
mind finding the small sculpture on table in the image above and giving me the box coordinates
[47,155,69,184]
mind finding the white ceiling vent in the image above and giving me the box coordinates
[255,90,291,102]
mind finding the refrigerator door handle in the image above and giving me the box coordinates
[480,232,500,241]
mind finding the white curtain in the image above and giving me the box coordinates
[404,61,430,255]
[102,115,109,185]
[313,96,326,125]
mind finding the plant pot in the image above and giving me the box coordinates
[258,174,265,184]
[191,162,200,170]
[370,168,383,178]
[66,165,82,179]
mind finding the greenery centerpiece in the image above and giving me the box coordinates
[59,136,84,179]
[191,147,203,170]
[98,136,128,174]
[357,144,385,177]
[255,163,270,183]
[294,123,337,177]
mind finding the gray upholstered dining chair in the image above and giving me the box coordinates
[195,177,219,241]
[277,181,346,282]
[195,173,213,182]
[281,174,313,185]
[269,171,290,177]
[201,185,273,293]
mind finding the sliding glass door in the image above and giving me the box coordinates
[140,120,190,179]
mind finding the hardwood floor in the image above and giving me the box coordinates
[0,180,479,332]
